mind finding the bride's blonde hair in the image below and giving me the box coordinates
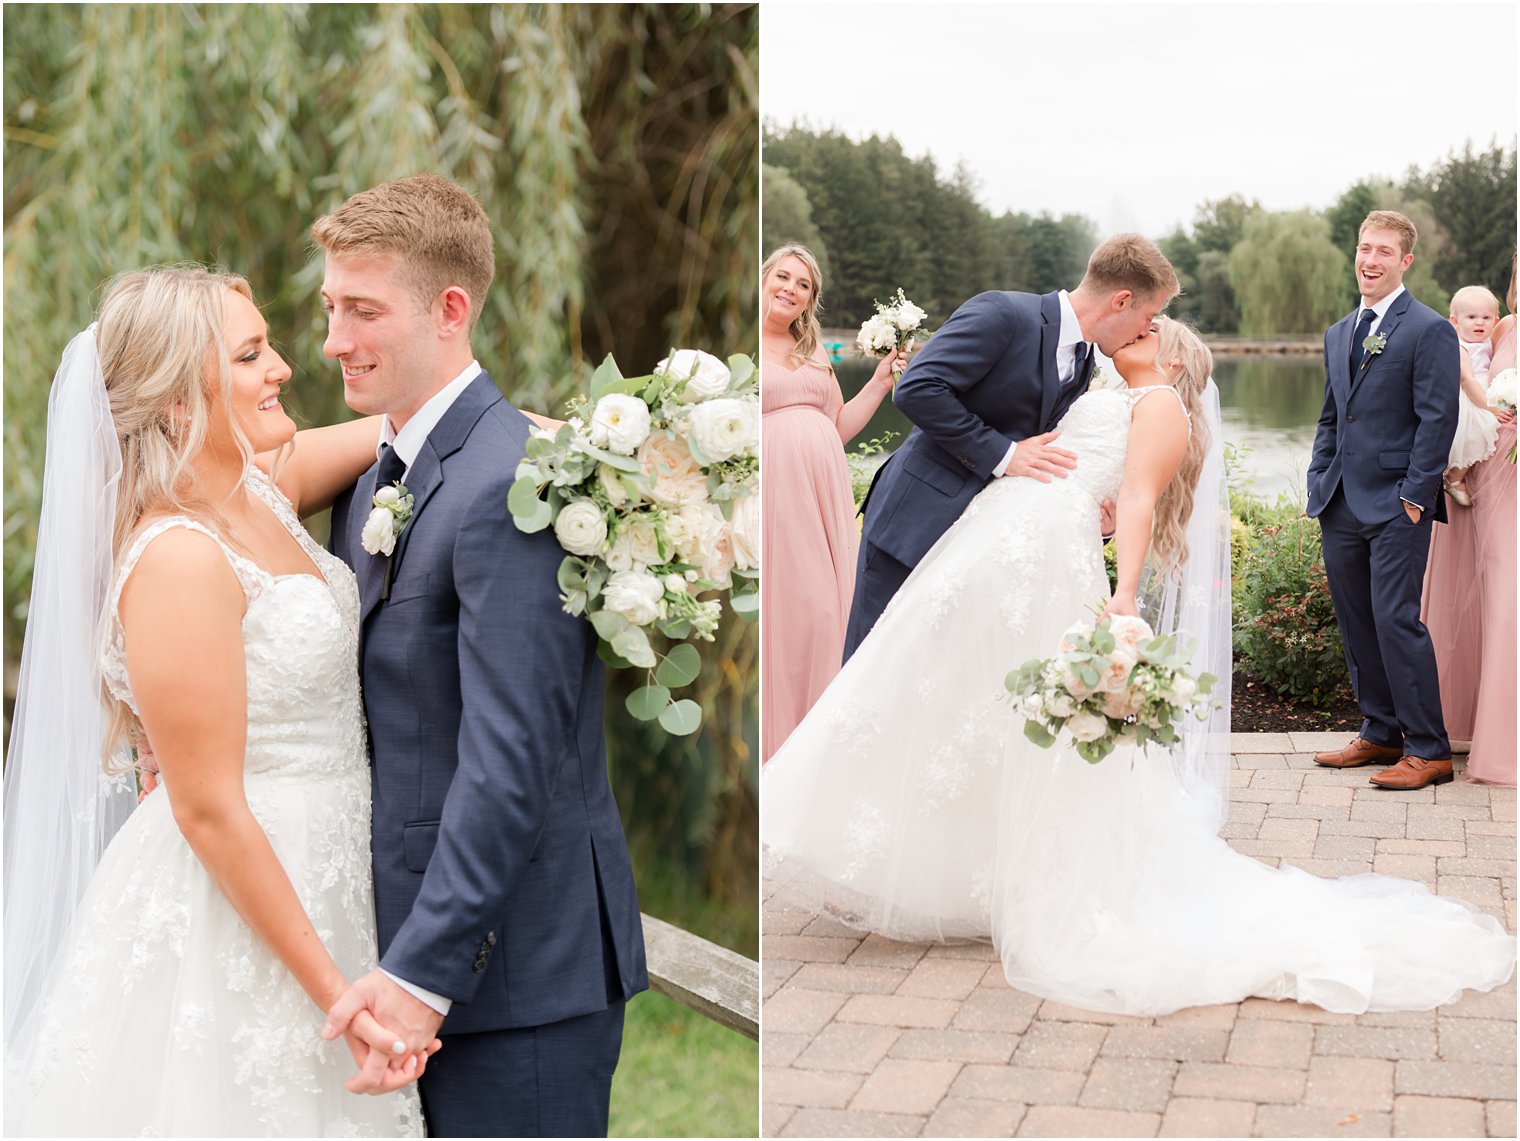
[1146,317,1213,576]
[95,265,257,767]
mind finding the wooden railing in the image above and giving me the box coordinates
[640,913,758,1040]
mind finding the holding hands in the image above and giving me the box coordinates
[322,970,446,1095]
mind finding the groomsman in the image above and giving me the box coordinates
[1307,211,1458,790]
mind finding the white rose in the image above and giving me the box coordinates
[1067,709,1110,743]
[856,315,895,356]
[637,433,707,506]
[598,463,629,506]
[589,394,652,455]
[1057,620,1088,654]
[1046,692,1075,719]
[361,506,397,556]
[553,499,608,557]
[1096,650,1138,694]
[1106,614,1154,659]
[373,485,401,507]
[608,516,662,572]
[728,492,760,571]
[602,570,665,627]
[688,397,757,463]
[658,349,732,402]
[1101,687,1145,720]
[1060,660,1095,699]
[892,300,926,332]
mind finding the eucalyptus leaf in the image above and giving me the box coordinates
[1023,720,1055,748]
[611,625,657,668]
[658,699,703,736]
[727,354,756,389]
[730,591,758,621]
[588,353,624,400]
[589,608,629,641]
[655,642,701,688]
[625,684,671,721]
[597,640,632,671]
[556,557,586,595]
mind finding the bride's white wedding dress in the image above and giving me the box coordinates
[8,471,423,1137]
[763,385,1515,1016]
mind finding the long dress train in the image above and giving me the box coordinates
[7,470,423,1137]
[762,387,1515,1017]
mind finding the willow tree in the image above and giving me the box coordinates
[4,2,758,920]
[1228,210,1349,336]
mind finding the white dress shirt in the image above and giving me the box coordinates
[372,358,481,1018]
[996,290,1089,476]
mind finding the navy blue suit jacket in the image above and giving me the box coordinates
[859,289,1092,570]
[331,372,648,1036]
[1307,290,1458,526]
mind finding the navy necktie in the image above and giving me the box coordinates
[375,442,407,493]
[1351,308,1375,372]
[1068,343,1089,387]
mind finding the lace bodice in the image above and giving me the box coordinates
[101,469,366,780]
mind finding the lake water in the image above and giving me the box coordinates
[832,353,1326,506]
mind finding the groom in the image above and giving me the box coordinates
[1308,210,1458,791]
[844,233,1179,658]
[317,175,647,1136]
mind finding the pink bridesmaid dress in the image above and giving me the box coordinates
[762,357,857,761]
[1465,325,1516,785]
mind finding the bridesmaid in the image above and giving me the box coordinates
[1465,258,1516,785]
[760,244,900,761]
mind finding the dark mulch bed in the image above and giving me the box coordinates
[1231,670,1362,733]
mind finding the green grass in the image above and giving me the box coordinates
[610,989,759,1138]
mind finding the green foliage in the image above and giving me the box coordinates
[761,162,828,276]
[1228,210,1349,335]
[847,429,898,507]
[1406,140,1518,302]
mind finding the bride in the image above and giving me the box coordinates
[763,317,1515,1016]
[3,266,477,1135]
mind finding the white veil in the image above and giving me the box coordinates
[1137,377,1232,831]
[3,327,136,1049]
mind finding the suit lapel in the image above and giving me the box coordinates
[1349,291,1410,399]
[359,371,504,630]
[353,460,387,624]
[1036,291,1062,432]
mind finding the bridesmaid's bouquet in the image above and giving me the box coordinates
[509,349,759,734]
[1005,612,1217,763]
[1489,367,1517,463]
[857,289,930,376]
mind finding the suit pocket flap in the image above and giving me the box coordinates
[1378,450,1411,471]
[403,820,440,872]
[386,571,431,604]
[902,450,967,496]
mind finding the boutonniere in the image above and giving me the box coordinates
[361,481,414,556]
[1362,331,1388,360]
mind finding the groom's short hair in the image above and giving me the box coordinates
[1358,211,1417,259]
[1080,234,1179,301]
[311,174,496,330]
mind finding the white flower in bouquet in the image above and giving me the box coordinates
[1101,687,1145,720]
[1166,674,1198,703]
[892,299,927,333]
[1057,620,1086,654]
[1097,650,1139,693]
[637,433,706,506]
[688,398,758,462]
[606,516,663,572]
[589,393,652,455]
[1066,709,1110,743]
[664,573,687,594]
[1059,659,1096,699]
[552,499,608,557]
[856,315,896,356]
[1018,693,1046,721]
[658,349,732,402]
[1045,691,1076,719]
[1107,614,1152,659]
[597,462,630,506]
[728,492,760,571]
[603,570,665,627]
[1489,367,1517,411]
[362,508,399,556]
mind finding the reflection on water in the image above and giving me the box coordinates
[830,353,1326,505]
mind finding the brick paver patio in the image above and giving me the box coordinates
[762,733,1517,1138]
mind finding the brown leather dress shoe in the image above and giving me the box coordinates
[1312,737,1403,768]
[1369,756,1454,789]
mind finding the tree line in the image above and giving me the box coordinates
[764,125,1516,335]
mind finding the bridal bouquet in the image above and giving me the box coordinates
[1005,612,1217,764]
[857,289,930,375]
[509,349,759,735]
[1489,367,1517,463]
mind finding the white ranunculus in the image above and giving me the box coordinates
[361,506,397,556]
[728,493,760,571]
[658,349,732,402]
[891,300,926,332]
[637,433,707,506]
[373,485,401,507]
[602,570,665,627]
[1067,709,1110,743]
[589,394,652,455]
[553,499,608,557]
[688,398,757,463]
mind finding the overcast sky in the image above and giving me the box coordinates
[761,2,1518,238]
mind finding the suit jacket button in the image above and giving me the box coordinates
[486,932,497,947]
[472,959,486,973]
